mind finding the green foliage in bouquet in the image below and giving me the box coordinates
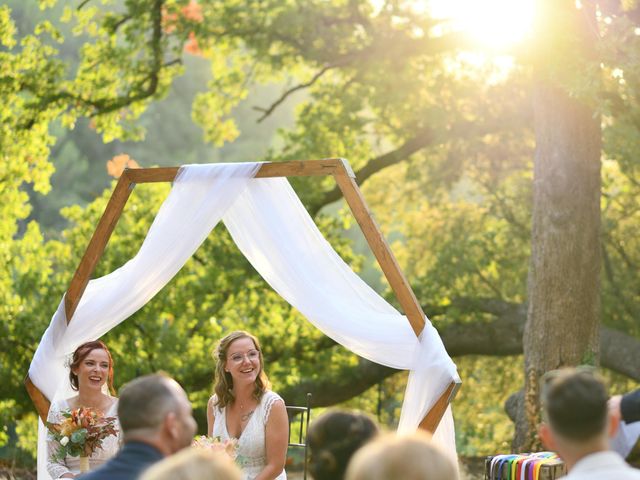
[47,407,118,461]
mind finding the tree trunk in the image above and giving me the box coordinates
[515,1,602,450]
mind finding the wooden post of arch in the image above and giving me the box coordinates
[26,158,460,429]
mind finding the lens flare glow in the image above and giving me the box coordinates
[429,0,535,48]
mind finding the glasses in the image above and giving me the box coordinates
[228,349,260,364]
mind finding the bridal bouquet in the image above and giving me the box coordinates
[192,435,239,460]
[47,406,118,463]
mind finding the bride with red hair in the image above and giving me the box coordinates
[46,340,121,479]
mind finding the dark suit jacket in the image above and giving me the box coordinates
[621,389,640,424]
[78,441,164,480]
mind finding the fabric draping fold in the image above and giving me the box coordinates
[31,163,261,479]
[29,163,458,479]
[222,177,459,457]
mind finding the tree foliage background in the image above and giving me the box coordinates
[1,0,640,466]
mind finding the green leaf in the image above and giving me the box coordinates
[71,429,87,444]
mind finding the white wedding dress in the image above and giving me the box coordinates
[211,390,287,480]
[46,398,121,479]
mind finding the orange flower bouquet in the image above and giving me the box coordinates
[47,407,118,471]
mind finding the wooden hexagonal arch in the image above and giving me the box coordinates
[25,158,460,433]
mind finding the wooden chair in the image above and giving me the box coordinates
[286,393,312,480]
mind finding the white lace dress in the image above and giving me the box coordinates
[211,390,287,480]
[46,398,121,479]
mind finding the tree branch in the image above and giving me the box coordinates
[248,30,471,124]
[109,14,134,33]
[308,125,436,215]
[281,297,640,407]
[254,65,335,123]
[23,0,167,128]
[307,98,532,215]
[473,266,505,299]
[186,295,639,409]
[316,31,470,69]
[159,11,475,144]
[279,357,397,407]
[478,178,531,238]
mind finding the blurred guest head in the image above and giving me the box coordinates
[119,373,197,455]
[345,431,458,480]
[307,409,378,480]
[140,448,242,480]
[539,367,619,471]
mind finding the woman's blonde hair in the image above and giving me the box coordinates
[212,331,270,408]
[140,448,241,480]
[345,431,459,480]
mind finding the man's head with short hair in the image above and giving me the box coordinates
[539,368,618,469]
[541,368,608,441]
[118,373,197,456]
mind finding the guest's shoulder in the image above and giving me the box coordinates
[77,460,115,480]
[82,442,163,479]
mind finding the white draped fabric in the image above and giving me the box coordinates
[30,163,459,479]
[222,176,459,441]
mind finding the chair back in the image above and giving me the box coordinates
[286,393,312,480]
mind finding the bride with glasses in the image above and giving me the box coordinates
[207,331,288,480]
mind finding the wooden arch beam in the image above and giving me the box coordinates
[26,158,460,430]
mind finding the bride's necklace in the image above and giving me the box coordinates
[238,401,255,422]
[240,409,254,422]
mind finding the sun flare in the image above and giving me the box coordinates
[428,0,535,49]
